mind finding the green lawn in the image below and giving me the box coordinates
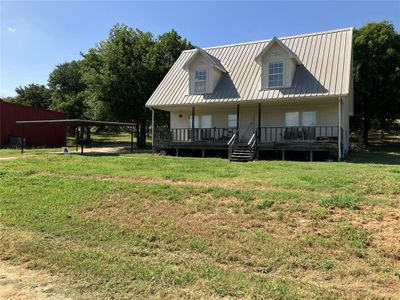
[0,149,399,299]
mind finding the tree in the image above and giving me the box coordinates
[81,24,193,147]
[12,83,51,109]
[48,60,87,119]
[147,30,193,127]
[353,21,400,144]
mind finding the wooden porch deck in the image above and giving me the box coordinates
[153,126,341,160]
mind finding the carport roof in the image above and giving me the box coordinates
[16,119,136,127]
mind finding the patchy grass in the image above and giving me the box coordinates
[321,194,360,209]
[0,149,399,299]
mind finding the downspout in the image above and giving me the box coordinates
[258,103,261,142]
[150,107,155,153]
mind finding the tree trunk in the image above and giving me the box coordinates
[136,119,147,148]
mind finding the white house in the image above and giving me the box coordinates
[146,28,354,161]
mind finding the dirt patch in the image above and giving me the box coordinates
[0,259,70,300]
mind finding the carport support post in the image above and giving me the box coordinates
[75,127,79,152]
[21,125,24,154]
[310,150,313,162]
[130,126,134,153]
[80,126,84,155]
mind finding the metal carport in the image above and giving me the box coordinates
[16,119,137,154]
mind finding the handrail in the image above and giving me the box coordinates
[227,128,239,159]
[227,129,239,146]
[248,128,258,160]
[247,132,256,147]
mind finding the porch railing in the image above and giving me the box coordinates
[154,127,236,144]
[227,129,239,158]
[259,126,341,143]
[154,126,342,145]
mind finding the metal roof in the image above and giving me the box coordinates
[16,119,136,127]
[146,27,353,108]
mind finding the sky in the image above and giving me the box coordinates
[1,0,399,97]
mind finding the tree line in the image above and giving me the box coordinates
[4,21,400,146]
[4,25,193,147]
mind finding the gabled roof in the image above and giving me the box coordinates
[146,27,354,108]
[254,37,301,65]
[182,47,227,73]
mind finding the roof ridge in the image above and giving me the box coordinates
[183,27,354,52]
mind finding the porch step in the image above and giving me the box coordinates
[229,144,255,162]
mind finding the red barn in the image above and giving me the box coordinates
[0,100,67,147]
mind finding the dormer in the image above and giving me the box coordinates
[183,47,227,95]
[255,37,301,90]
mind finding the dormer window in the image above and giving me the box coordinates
[255,37,301,90]
[183,47,227,95]
[194,69,207,93]
[268,60,284,87]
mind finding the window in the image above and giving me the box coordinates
[285,111,317,127]
[301,112,316,126]
[285,112,299,127]
[201,115,212,128]
[194,69,207,93]
[228,114,237,128]
[268,61,284,87]
[189,115,212,128]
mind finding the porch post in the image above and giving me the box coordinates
[151,107,155,152]
[338,97,342,161]
[236,104,240,132]
[258,103,261,142]
[192,106,195,141]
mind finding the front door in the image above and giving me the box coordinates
[239,108,255,142]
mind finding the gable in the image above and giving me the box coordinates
[259,43,298,89]
[255,37,301,65]
[146,27,353,107]
[183,47,227,73]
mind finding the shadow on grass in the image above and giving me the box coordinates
[345,145,400,165]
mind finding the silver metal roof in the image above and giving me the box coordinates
[146,27,353,108]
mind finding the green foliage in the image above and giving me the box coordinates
[353,21,400,142]
[11,83,51,108]
[48,60,87,119]
[80,24,193,146]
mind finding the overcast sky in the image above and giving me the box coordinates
[1,0,399,97]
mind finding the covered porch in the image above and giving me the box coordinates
[151,97,346,160]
